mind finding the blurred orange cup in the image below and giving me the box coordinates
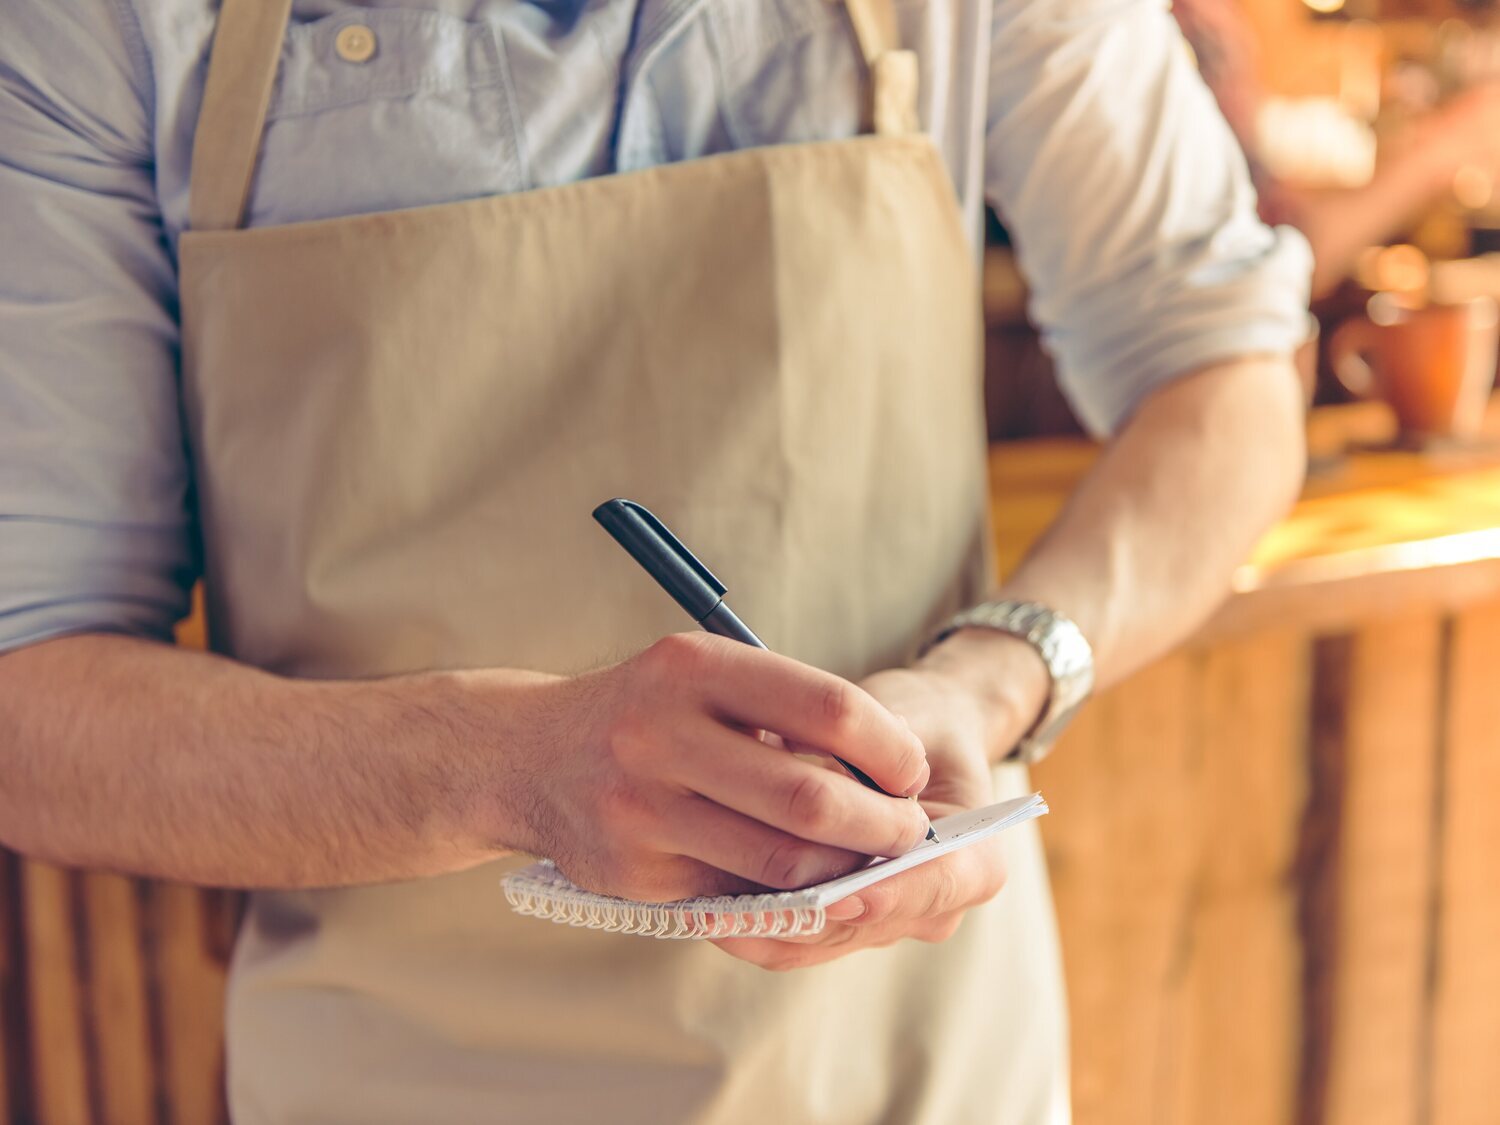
[1330,292,1499,442]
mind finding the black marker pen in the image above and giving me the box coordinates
[593,498,938,843]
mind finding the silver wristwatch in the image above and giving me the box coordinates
[926,600,1095,764]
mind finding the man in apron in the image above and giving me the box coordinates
[0,0,1311,1121]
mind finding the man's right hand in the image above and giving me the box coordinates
[0,632,925,893]
[495,633,933,903]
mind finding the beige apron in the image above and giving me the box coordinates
[179,0,1068,1120]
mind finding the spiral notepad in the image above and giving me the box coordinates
[502,792,1047,940]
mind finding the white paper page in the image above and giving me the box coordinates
[794,792,1048,907]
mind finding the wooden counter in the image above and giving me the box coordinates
[994,403,1500,640]
[3,402,1499,1124]
[1021,401,1500,1125]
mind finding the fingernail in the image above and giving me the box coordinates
[903,759,930,798]
[826,897,866,922]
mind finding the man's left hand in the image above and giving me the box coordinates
[711,639,1042,970]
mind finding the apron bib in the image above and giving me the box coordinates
[178,1,1068,1120]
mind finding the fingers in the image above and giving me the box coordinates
[666,718,931,857]
[576,634,943,906]
[653,792,871,892]
[711,849,1008,968]
[850,845,1007,928]
[672,635,931,798]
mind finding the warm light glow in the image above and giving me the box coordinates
[1337,21,1382,122]
[1455,164,1494,210]
[1304,0,1346,13]
[1236,528,1500,593]
[1368,244,1431,296]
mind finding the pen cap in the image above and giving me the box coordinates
[592,499,728,621]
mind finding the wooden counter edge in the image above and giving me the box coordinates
[988,401,1500,646]
[1200,544,1500,643]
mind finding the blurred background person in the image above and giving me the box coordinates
[1176,0,1500,296]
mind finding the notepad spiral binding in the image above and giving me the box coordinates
[502,861,827,939]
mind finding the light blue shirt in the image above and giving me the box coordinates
[0,0,1311,652]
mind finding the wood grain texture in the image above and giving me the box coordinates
[1202,555,1500,644]
[20,862,92,1125]
[1297,636,1350,1125]
[1035,653,1199,1125]
[0,852,24,1124]
[79,873,156,1125]
[1171,630,1308,1125]
[145,884,230,1125]
[1429,601,1500,1125]
[1319,616,1443,1125]
[1038,633,1311,1125]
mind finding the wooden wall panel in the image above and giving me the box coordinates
[1429,602,1500,1125]
[1319,617,1443,1125]
[1172,631,1309,1125]
[79,873,156,1125]
[3,866,237,1125]
[0,852,24,1124]
[20,862,93,1124]
[1035,652,1200,1125]
[1039,632,1311,1125]
[146,884,231,1125]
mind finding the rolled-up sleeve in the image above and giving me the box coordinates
[985,0,1312,437]
[0,2,196,652]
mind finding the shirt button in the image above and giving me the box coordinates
[334,24,377,64]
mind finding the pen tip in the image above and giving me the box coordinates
[926,826,940,843]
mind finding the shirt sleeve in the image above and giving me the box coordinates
[0,1,197,653]
[984,0,1313,437]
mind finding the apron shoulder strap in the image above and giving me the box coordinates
[840,0,920,136]
[188,0,295,232]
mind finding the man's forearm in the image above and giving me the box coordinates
[1005,355,1306,679]
[922,355,1307,757]
[0,634,535,886]
[0,627,941,902]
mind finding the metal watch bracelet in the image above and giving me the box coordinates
[921,600,1095,765]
